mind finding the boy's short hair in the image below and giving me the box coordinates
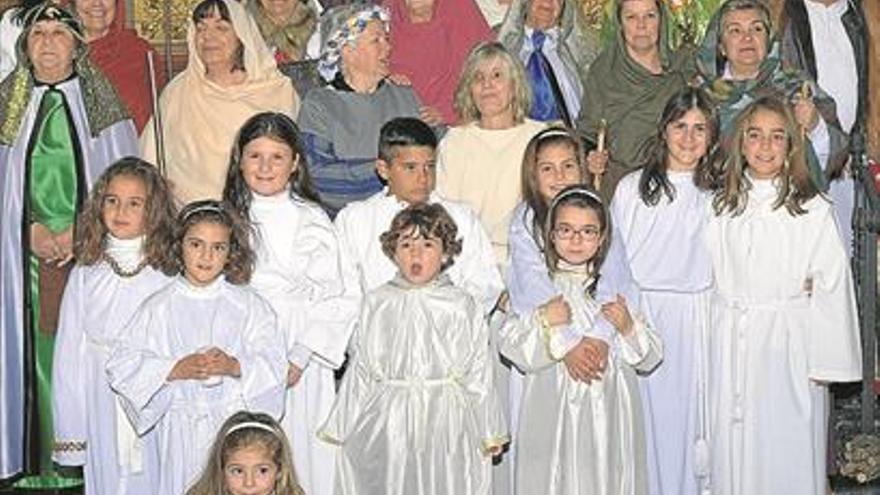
[377,117,438,163]
[379,203,463,272]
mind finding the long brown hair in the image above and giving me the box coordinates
[74,157,177,275]
[712,95,818,216]
[173,200,255,284]
[186,411,304,495]
[520,127,587,250]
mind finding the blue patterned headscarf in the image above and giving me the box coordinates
[318,3,389,82]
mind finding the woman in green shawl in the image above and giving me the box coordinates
[697,0,848,191]
[575,0,696,200]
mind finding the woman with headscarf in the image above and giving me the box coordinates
[498,0,599,128]
[140,0,299,205]
[384,0,493,125]
[0,2,137,487]
[245,0,319,64]
[71,0,164,133]
[575,0,696,200]
[297,3,424,218]
[697,0,849,200]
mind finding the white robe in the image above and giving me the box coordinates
[248,192,360,495]
[334,189,504,314]
[51,237,170,495]
[499,270,661,495]
[610,171,713,495]
[704,179,862,495]
[319,275,508,495]
[106,277,287,495]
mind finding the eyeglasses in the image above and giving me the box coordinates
[552,224,601,241]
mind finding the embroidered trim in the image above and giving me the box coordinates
[53,440,86,452]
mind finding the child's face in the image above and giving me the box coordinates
[377,146,436,205]
[393,228,444,285]
[240,136,298,197]
[182,221,231,286]
[102,174,147,240]
[665,108,710,171]
[551,205,603,266]
[742,108,787,180]
[536,143,581,204]
[223,444,278,495]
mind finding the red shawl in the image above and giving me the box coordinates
[386,0,492,125]
[85,0,164,133]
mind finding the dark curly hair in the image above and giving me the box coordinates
[74,157,177,275]
[223,112,320,220]
[379,203,463,273]
[173,200,255,285]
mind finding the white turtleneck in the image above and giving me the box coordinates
[105,234,146,272]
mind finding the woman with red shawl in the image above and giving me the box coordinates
[385,0,493,125]
[72,0,163,133]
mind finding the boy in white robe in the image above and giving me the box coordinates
[319,203,524,495]
[334,117,503,314]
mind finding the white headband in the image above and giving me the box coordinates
[225,421,279,438]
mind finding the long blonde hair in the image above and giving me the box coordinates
[453,42,531,125]
[712,95,818,216]
[186,411,304,495]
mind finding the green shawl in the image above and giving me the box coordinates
[696,2,849,187]
[246,0,317,63]
[576,0,696,199]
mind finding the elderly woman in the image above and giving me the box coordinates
[436,41,544,268]
[697,0,849,190]
[0,2,137,486]
[298,3,424,217]
[575,0,695,200]
[141,0,298,205]
[72,0,163,133]
[498,0,599,127]
[246,0,319,63]
[384,0,492,125]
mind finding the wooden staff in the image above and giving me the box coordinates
[147,51,166,177]
[593,118,607,191]
[800,81,812,139]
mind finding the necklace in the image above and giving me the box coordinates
[104,255,148,278]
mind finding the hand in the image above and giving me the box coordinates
[168,353,210,381]
[793,95,819,132]
[540,295,571,327]
[581,337,609,375]
[287,363,303,387]
[484,444,503,457]
[52,226,75,266]
[418,105,444,126]
[387,72,412,86]
[586,149,609,176]
[562,338,605,383]
[601,294,634,336]
[203,347,241,378]
[30,223,59,260]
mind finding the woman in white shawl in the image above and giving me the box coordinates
[141,0,299,205]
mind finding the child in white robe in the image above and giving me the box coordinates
[335,117,503,314]
[222,111,360,495]
[51,158,177,495]
[706,96,861,495]
[500,185,662,495]
[319,203,531,495]
[106,200,287,495]
[609,87,718,495]
[186,411,304,495]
